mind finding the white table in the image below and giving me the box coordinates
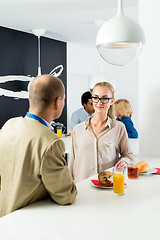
[0,156,160,240]
[61,135,72,154]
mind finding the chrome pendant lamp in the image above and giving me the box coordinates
[96,0,145,66]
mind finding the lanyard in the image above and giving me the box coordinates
[26,112,48,127]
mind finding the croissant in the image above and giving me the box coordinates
[135,160,149,173]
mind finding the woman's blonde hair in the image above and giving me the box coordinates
[114,99,133,117]
[93,82,115,119]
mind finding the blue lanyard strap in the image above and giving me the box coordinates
[26,112,48,127]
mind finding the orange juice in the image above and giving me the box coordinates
[113,174,124,195]
[57,129,62,137]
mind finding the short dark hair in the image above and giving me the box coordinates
[81,91,92,106]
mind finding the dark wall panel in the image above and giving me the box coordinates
[0,26,67,130]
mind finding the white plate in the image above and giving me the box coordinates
[92,184,113,189]
[139,167,157,175]
[91,180,126,189]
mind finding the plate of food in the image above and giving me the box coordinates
[91,170,126,189]
[135,160,158,175]
[139,167,157,175]
[91,179,114,188]
[91,170,113,188]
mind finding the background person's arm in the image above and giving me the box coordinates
[124,120,138,138]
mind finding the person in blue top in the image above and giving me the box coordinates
[71,91,94,129]
[114,99,138,139]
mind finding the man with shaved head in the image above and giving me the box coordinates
[0,74,77,217]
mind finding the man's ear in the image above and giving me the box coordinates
[54,97,61,110]
[83,103,86,108]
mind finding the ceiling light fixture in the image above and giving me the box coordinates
[32,28,46,75]
[96,0,145,66]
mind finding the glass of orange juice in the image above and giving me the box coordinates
[57,126,62,137]
[113,168,124,195]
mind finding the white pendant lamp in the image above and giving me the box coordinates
[96,0,145,66]
[32,28,46,75]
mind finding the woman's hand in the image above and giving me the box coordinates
[115,160,127,170]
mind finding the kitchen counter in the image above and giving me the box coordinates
[0,156,159,240]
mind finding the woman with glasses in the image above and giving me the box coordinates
[69,82,134,183]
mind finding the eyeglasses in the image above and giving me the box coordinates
[91,96,113,104]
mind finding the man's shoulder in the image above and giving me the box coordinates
[2,116,23,127]
[72,107,84,116]
[8,116,23,122]
[3,116,58,140]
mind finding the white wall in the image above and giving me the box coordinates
[67,44,98,131]
[139,0,160,156]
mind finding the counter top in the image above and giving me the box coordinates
[61,135,72,154]
[0,156,160,240]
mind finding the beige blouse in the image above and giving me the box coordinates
[69,117,134,183]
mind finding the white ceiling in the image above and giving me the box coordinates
[0,0,138,48]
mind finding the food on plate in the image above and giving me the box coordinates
[135,160,149,173]
[98,171,113,186]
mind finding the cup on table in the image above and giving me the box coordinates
[113,167,124,195]
[57,126,62,137]
[127,163,139,179]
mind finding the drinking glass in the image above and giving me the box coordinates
[113,168,124,195]
[57,126,62,137]
[127,163,139,179]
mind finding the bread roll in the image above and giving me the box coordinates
[98,171,113,185]
[135,160,149,173]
